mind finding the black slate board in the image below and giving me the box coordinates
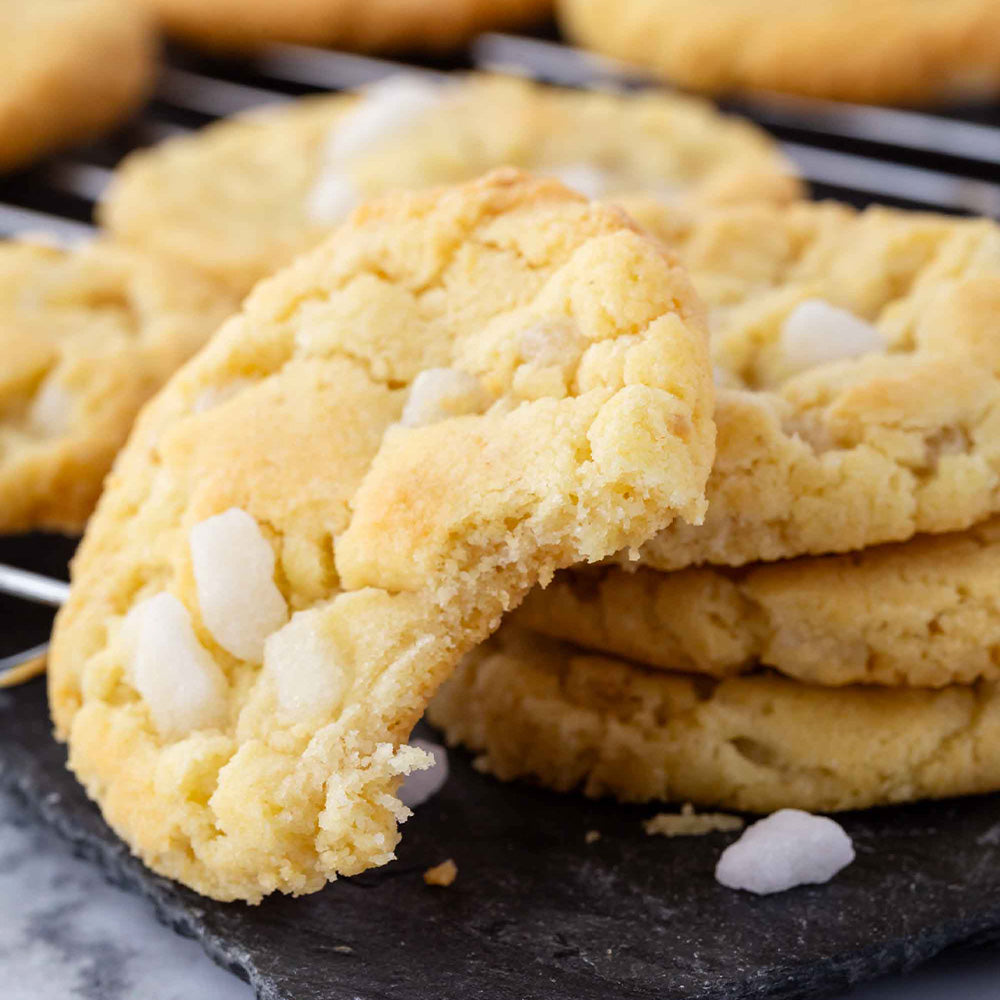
[3,678,1000,1000]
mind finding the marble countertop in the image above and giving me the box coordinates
[3,789,998,1000]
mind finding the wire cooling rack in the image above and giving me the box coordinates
[3,31,1000,673]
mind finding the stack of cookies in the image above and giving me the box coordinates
[11,68,1000,905]
[430,198,1000,815]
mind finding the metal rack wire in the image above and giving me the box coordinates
[3,32,1000,677]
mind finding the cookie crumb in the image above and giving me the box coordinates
[333,945,353,954]
[424,859,458,887]
[644,803,745,838]
[584,829,601,844]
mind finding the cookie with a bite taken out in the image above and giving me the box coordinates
[49,170,715,902]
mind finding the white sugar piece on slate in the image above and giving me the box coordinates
[263,607,350,720]
[190,507,288,664]
[400,367,491,427]
[780,299,886,374]
[122,593,228,739]
[546,163,612,200]
[715,808,855,895]
[398,738,449,809]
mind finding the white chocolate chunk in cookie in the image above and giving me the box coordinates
[27,378,73,436]
[307,74,444,224]
[519,319,586,367]
[263,608,351,720]
[123,593,227,739]
[515,320,588,398]
[326,74,445,162]
[400,368,491,428]
[306,171,360,226]
[192,378,253,415]
[780,299,885,374]
[545,164,611,200]
[189,507,288,663]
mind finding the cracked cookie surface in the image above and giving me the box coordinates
[0,239,235,534]
[429,626,1000,813]
[559,0,1000,105]
[617,199,1000,569]
[517,516,1000,688]
[100,73,800,295]
[1,0,156,171]
[49,171,714,902]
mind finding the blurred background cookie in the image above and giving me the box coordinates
[0,239,234,534]
[558,0,1000,105]
[99,73,800,295]
[0,0,156,172]
[143,0,551,53]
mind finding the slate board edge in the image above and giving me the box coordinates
[5,686,1000,1000]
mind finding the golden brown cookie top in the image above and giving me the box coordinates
[51,170,714,902]
[618,199,1000,568]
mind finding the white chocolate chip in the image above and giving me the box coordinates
[122,593,228,739]
[189,508,288,663]
[306,74,443,225]
[780,299,885,374]
[192,378,253,414]
[263,608,351,720]
[28,378,73,436]
[519,319,586,367]
[305,170,360,225]
[546,164,612,201]
[325,74,445,162]
[513,320,588,399]
[400,368,491,428]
